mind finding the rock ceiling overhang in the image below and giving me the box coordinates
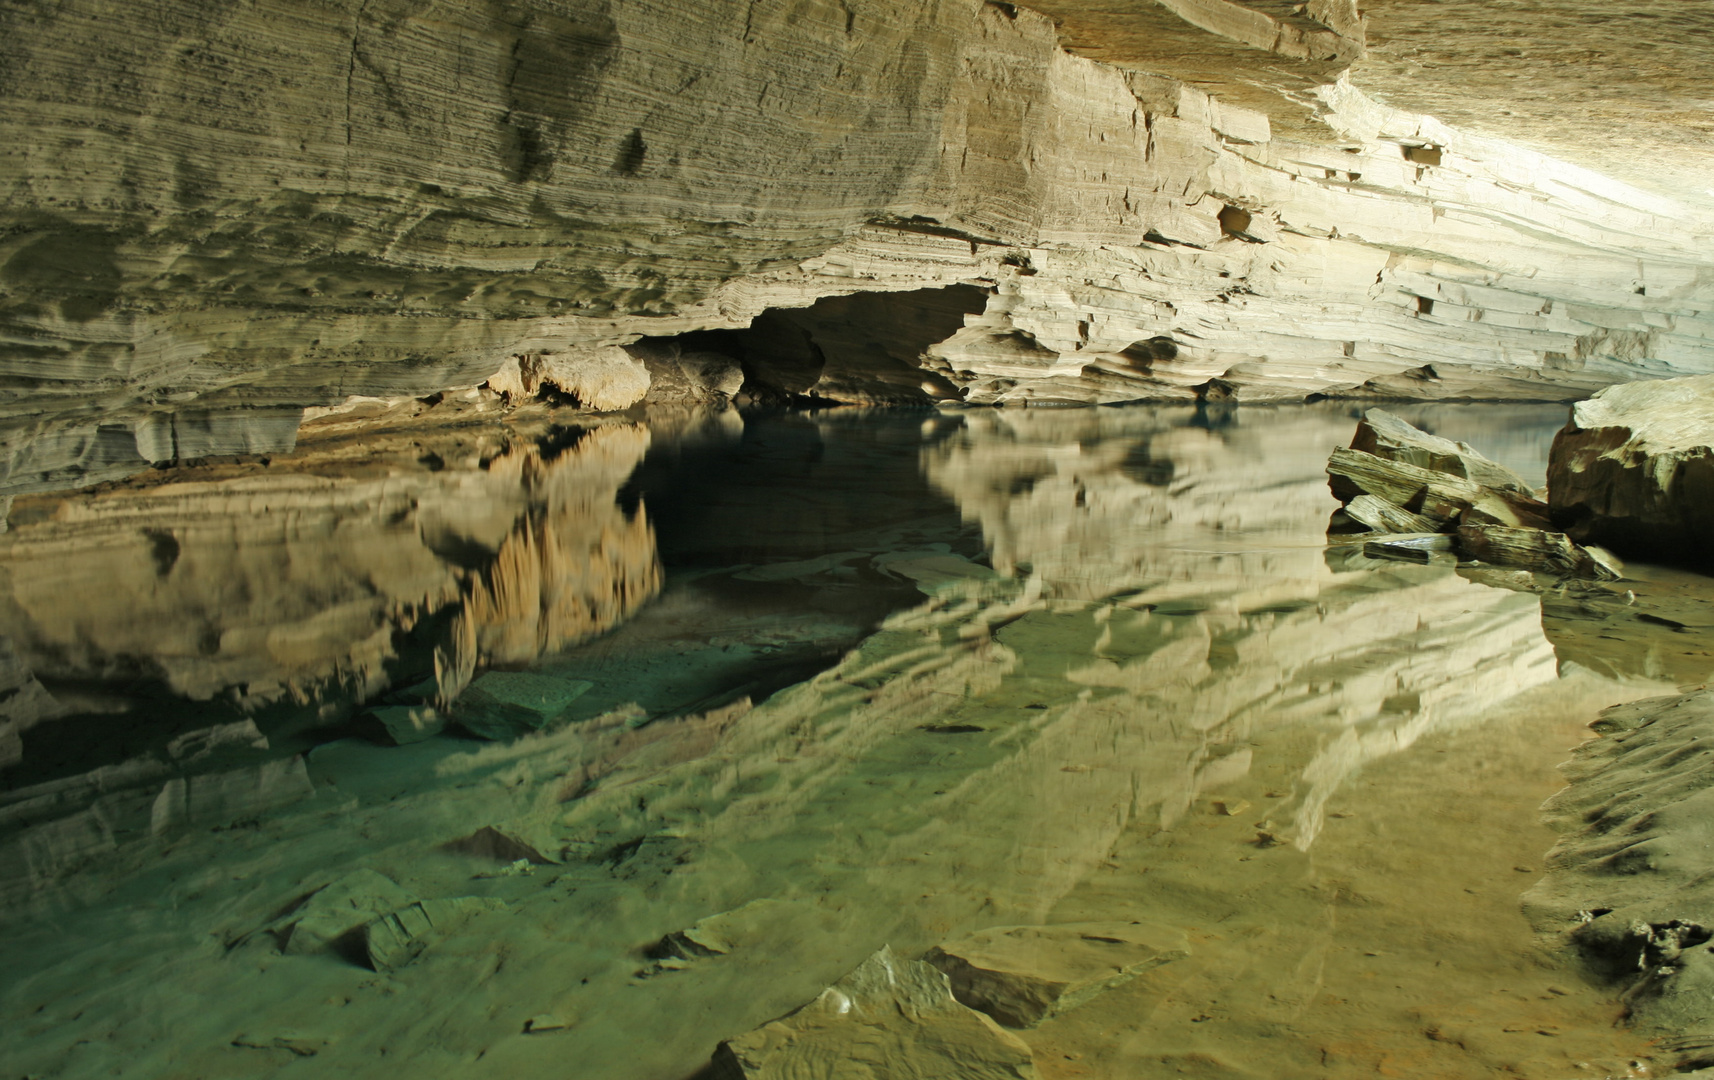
[1032,0,1714,207]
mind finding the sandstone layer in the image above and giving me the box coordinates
[3,0,1714,494]
[1549,374,1714,570]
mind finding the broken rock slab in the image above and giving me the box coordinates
[710,946,1037,1079]
[1456,524,1622,581]
[1549,374,1714,570]
[1352,408,1538,496]
[451,671,593,740]
[925,922,1189,1028]
[1361,532,1456,565]
[1326,446,1483,528]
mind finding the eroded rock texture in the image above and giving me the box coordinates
[3,0,1713,491]
[1549,374,1714,569]
[1527,692,1714,1067]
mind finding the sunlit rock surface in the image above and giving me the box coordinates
[3,0,1712,489]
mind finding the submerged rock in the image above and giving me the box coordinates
[452,672,593,740]
[364,897,504,973]
[925,922,1188,1028]
[278,869,414,956]
[1526,691,1714,1066]
[369,704,446,746]
[441,825,554,866]
[1549,375,1714,569]
[711,946,1037,1079]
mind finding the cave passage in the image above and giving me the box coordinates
[1,401,1708,1080]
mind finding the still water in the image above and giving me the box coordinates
[1,401,1705,1079]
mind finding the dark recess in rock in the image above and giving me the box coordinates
[653,284,988,405]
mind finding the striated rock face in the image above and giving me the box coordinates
[1549,375,1714,569]
[3,0,1714,489]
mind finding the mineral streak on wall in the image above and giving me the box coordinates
[3,0,1713,491]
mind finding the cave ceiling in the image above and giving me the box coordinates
[1033,0,1714,205]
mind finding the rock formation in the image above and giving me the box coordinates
[1549,374,1714,570]
[712,947,1039,1079]
[2,0,1712,492]
[1527,692,1714,1070]
[1326,407,1621,580]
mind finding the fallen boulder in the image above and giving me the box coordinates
[710,946,1037,1079]
[924,922,1188,1028]
[1548,374,1714,569]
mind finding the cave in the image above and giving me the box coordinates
[3,2,1714,1077]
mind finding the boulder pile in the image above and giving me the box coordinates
[1327,409,1621,580]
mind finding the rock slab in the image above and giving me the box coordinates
[1327,409,1617,579]
[1549,375,1714,569]
[925,922,1189,1028]
[711,946,1037,1079]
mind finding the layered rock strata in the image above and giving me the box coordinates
[1549,374,1714,570]
[0,405,658,713]
[4,0,1714,493]
[1327,407,1620,580]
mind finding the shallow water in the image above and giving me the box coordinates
[1,400,1706,1079]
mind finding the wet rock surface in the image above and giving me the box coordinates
[1528,691,1714,1067]
[1549,374,1714,570]
[711,946,1038,1079]
[0,403,1682,1080]
[925,922,1189,1028]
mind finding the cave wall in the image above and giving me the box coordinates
[3,0,1713,488]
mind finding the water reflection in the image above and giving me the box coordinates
[0,402,1678,1080]
[0,421,660,777]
